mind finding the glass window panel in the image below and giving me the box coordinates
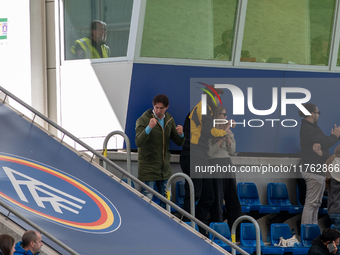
[338,44,340,66]
[242,0,335,65]
[140,0,238,61]
[64,0,133,60]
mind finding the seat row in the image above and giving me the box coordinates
[175,181,327,214]
[122,179,327,215]
[237,182,327,214]
[209,222,321,254]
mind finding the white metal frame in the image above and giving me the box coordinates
[57,0,340,73]
[133,0,340,74]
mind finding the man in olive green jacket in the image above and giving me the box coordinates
[135,94,185,208]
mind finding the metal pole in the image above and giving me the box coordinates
[0,86,249,254]
[165,173,195,228]
[231,215,261,255]
[102,131,132,186]
[0,200,79,255]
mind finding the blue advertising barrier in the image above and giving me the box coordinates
[0,103,226,255]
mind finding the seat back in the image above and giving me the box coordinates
[301,224,321,247]
[267,183,292,206]
[296,184,302,206]
[240,223,265,246]
[184,221,199,231]
[270,223,293,246]
[237,182,262,206]
[209,222,231,242]
[122,179,135,188]
[176,181,185,205]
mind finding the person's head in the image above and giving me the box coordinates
[152,94,169,119]
[320,228,340,246]
[0,234,15,255]
[21,230,43,255]
[214,105,227,120]
[298,103,320,124]
[213,105,227,130]
[222,29,233,45]
[90,20,107,43]
[326,143,340,165]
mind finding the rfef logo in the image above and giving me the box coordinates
[0,154,121,233]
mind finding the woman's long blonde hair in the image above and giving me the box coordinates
[325,144,340,166]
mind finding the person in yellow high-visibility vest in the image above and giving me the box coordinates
[71,20,110,59]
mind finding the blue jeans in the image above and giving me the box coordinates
[142,179,168,209]
[329,214,340,231]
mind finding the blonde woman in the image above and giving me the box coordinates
[207,105,241,226]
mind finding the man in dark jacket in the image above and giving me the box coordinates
[307,228,340,255]
[299,103,340,225]
[135,94,185,209]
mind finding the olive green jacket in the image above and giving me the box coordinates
[135,109,185,181]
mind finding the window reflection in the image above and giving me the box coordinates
[242,0,335,65]
[141,0,238,61]
[70,20,110,59]
[214,29,233,60]
[64,0,133,60]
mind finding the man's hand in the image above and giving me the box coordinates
[313,143,323,156]
[176,125,183,136]
[149,118,157,129]
[332,124,340,138]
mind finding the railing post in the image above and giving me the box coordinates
[165,173,195,228]
[231,215,261,255]
[102,131,132,186]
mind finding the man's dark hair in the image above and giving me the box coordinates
[298,103,317,118]
[90,20,105,31]
[153,94,169,107]
[22,230,38,248]
[320,228,340,243]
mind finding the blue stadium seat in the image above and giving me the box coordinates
[301,224,321,247]
[176,180,185,207]
[267,183,303,213]
[209,222,254,254]
[240,223,284,254]
[237,182,280,213]
[122,178,135,188]
[184,221,199,231]
[270,223,309,254]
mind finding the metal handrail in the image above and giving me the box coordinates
[165,173,195,228]
[0,86,249,255]
[231,215,261,255]
[102,131,132,186]
[0,200,79,255]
